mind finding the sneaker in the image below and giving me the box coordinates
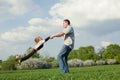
[16,55,21,65]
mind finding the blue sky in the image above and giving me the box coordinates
[0,0,120,60]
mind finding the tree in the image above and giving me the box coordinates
[69,45,99,60]
[103,44,120,59]
[97,47,105,59]
[0,60,2,64]
[68,50,79,59]
[1,55,17,70]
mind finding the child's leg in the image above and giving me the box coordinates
[16,40,44,64]
[20,48,36,62]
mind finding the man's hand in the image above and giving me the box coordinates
[50,34,55,39]
[50,32,65,39]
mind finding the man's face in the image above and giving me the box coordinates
[63,21,68,28]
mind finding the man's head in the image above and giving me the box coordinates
[34,36,43,44]
[63,19,70,28]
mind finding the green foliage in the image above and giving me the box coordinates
[79,46,95,54]
[43,57,58,68]
[0,60,2,65]
[97,47,105,59]
[0,65,120,80]
[69,45,99,60]
[86,53,99,60]
[44,57,55,63]
[68,50,79,59]
[0,60,2,63]
[32,53,40,58]
[1,55,17,70]
[69,44,120,62]
[116,54,120,63]
[51,60,58,68]
[103,44,120,60]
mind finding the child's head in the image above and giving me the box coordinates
[34,36,43,44]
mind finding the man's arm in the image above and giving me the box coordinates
[50,32,65,39]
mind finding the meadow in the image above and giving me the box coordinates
[0,65,120,80]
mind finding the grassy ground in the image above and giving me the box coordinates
[0,65,120,80]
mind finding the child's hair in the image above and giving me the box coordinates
[34,36,43,43]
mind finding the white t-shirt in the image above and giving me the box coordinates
[63,26,75,49]
[34,40,45,49]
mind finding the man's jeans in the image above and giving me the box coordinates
[57,45,72,73]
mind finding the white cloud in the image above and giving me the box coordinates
[101,41,112,47]
[50,0,120,27]
[28,18,43,26]
[0,0,38,15]
[0,17,62,42]
[28,17,62,27]
[0,25,48,42]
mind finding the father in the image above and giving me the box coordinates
[50,19,75,73]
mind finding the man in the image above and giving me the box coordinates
[50,19,75,73]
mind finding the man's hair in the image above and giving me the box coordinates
[64,19,70,25]
[34,36,43,43]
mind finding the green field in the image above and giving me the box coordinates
[0,65,120,80]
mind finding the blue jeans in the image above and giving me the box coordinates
[57,45,72,73]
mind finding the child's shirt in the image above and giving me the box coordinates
[34,39,45,49]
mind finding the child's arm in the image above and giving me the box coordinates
[33,39,45,51]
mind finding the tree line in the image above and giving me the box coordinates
[0,44,120,70]
[68,44,120,63]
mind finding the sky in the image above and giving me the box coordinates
[0,0,120,60]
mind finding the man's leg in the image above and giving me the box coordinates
[57,45,71,73]
[63,46,71,73]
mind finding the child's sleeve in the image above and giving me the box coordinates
[45,36,50,42]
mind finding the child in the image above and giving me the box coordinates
[16,36,50,64]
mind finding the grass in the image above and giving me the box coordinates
[0,65,120,80]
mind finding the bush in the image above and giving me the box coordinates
[106,59,117,65]
[51,60,58,68]
[68,59,84,67]
[116,54,120,63]
[0,65,1,70]
[1,56,17,70]
[84,53,99,61]
[42,62,52,69]
[17,58,52,70]
[83,60,96,66]
[17,58,41,69]
[96,60,107,65]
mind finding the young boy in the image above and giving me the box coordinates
[16,36,50,64]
